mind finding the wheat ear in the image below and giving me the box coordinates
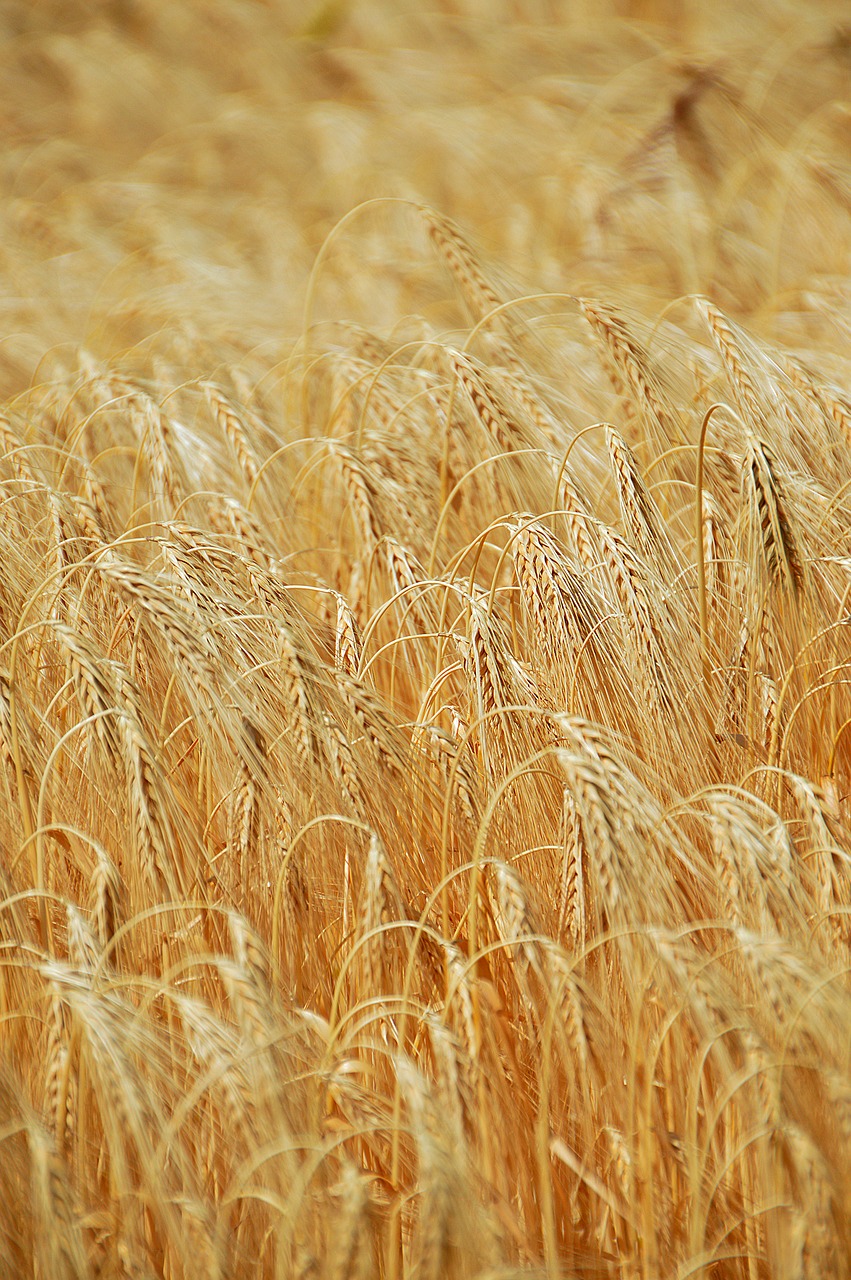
[743,430,806,597]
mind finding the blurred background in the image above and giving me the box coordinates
[2,0,850,392]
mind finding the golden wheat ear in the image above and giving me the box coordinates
[742,429,807,598]
[579,297,683,448]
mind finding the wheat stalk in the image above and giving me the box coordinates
[359,831,406,992]
[579,297,680,446]
[333,589,362,676]
[605,425,678,573]
[43,987,75,1151]
[597,523,677,714]
[742,430,807,598]
[699,298,767,430]
[204,382,260,486]
[89,849,121,952]
[449,350,527,453]
[557,787,587,950]
[29,1122,88,1280]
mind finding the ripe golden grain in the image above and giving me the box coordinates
[2,5,851,1279]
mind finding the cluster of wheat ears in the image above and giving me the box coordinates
[1,1,851,1277]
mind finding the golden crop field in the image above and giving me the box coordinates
[1,1,850,1276]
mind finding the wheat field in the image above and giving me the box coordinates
[1,1,851,1277]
